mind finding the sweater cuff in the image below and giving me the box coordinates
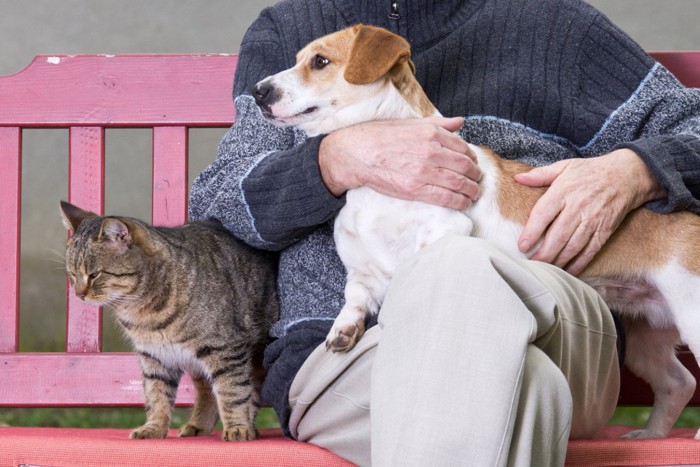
[615,134,700,214]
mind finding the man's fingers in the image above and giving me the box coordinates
[434,167,480,200]
[413,184,473,210]
[514,161,568,188]
[427,116,465,133]
[565,239,603,276]
[529,206,578,264]
[548,220,595,270]
[519,193,564,253]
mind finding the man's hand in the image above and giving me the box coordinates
[515,148,666,275]
[318,117,482,210]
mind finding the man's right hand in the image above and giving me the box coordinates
[318,117,481,210]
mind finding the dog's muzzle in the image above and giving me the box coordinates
[252,80,279,113]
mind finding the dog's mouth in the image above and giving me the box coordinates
[261,105,319,124]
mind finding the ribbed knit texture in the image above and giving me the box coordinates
[189,0,700,432]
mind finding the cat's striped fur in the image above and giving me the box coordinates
[60,201,278,441]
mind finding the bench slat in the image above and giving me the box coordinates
[0,353,196,406]
[653,51,700,88]
[0,127,21,352]
[67,126,105,352]
[0,55,237,128]
[152,126,188,226]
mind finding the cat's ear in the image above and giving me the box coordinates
[60,201,97,233]
[99,218,132,254]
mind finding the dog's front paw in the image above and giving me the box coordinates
[129,423,169,439]
[621,428,665,439]
[325,319,365,353]
[222,425,257,442]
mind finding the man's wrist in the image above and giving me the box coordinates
[319,132,350,197]
[616,148,667,206]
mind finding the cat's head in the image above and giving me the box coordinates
[59,201,155,305]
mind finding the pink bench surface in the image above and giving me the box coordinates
[0,52,699,466]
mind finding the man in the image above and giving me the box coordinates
[190,0,700,465]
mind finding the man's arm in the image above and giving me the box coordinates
[516,13,700,274]
[188,11,345,250]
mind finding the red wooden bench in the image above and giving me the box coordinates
[0,52,699,466]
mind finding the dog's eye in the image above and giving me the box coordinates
[311,54,330,70]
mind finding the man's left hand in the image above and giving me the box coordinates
[514,149,666,276]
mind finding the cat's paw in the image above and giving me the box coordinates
[129,424,168,439]
[325,319,365,353]
[222,425,258,441]
[179,423,212,437]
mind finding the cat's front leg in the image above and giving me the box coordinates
[207,349,258,441]
[130,353,183,439]
[179,375,219,437]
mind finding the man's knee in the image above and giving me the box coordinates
[380,235,536,330]
[402,235,513,281]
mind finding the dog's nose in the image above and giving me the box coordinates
[252,81,277,109]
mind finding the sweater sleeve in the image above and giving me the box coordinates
[576,12,700,214]
[188,9,345,250]
[614,99,700,214]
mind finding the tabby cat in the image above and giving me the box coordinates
[60,201,279,441]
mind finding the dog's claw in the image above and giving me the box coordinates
[621,428,665,440]
[325,320,365,353]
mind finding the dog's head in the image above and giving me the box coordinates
[252,24,437,136]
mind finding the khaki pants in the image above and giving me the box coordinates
[289,236,620,467]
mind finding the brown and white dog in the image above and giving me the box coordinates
[252,24,700,440]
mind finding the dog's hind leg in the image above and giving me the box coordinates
[621,318,695,439]
[653,266,700,438]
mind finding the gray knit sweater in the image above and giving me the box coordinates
[189,0,700,432]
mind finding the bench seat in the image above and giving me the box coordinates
[0,426,698,467]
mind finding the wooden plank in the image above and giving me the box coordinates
[651,51,700,88]
[152,126,188,227]
[0,353,195,406]
[0,127,21,353]
[67,127,105,353]
[0,55,237,128]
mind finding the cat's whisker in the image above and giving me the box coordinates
[47,248,66,261]
[105,296,142,310]
[45,258,67,265]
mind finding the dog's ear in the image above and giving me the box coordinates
[344,25,412,85]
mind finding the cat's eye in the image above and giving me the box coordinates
[311,54,330,70]
[87,272,100,283]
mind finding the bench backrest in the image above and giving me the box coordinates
[0,52,699,408]
[0,55,237,406]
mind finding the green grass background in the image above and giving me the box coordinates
[3,406,700,432]
[0,407,281,430]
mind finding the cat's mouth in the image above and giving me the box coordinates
[74,293,106,305]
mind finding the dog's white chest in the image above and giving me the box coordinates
[334,187,473,278]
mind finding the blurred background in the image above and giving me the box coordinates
[0,0,698,428]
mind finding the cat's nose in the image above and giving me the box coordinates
[74,285,87,301]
